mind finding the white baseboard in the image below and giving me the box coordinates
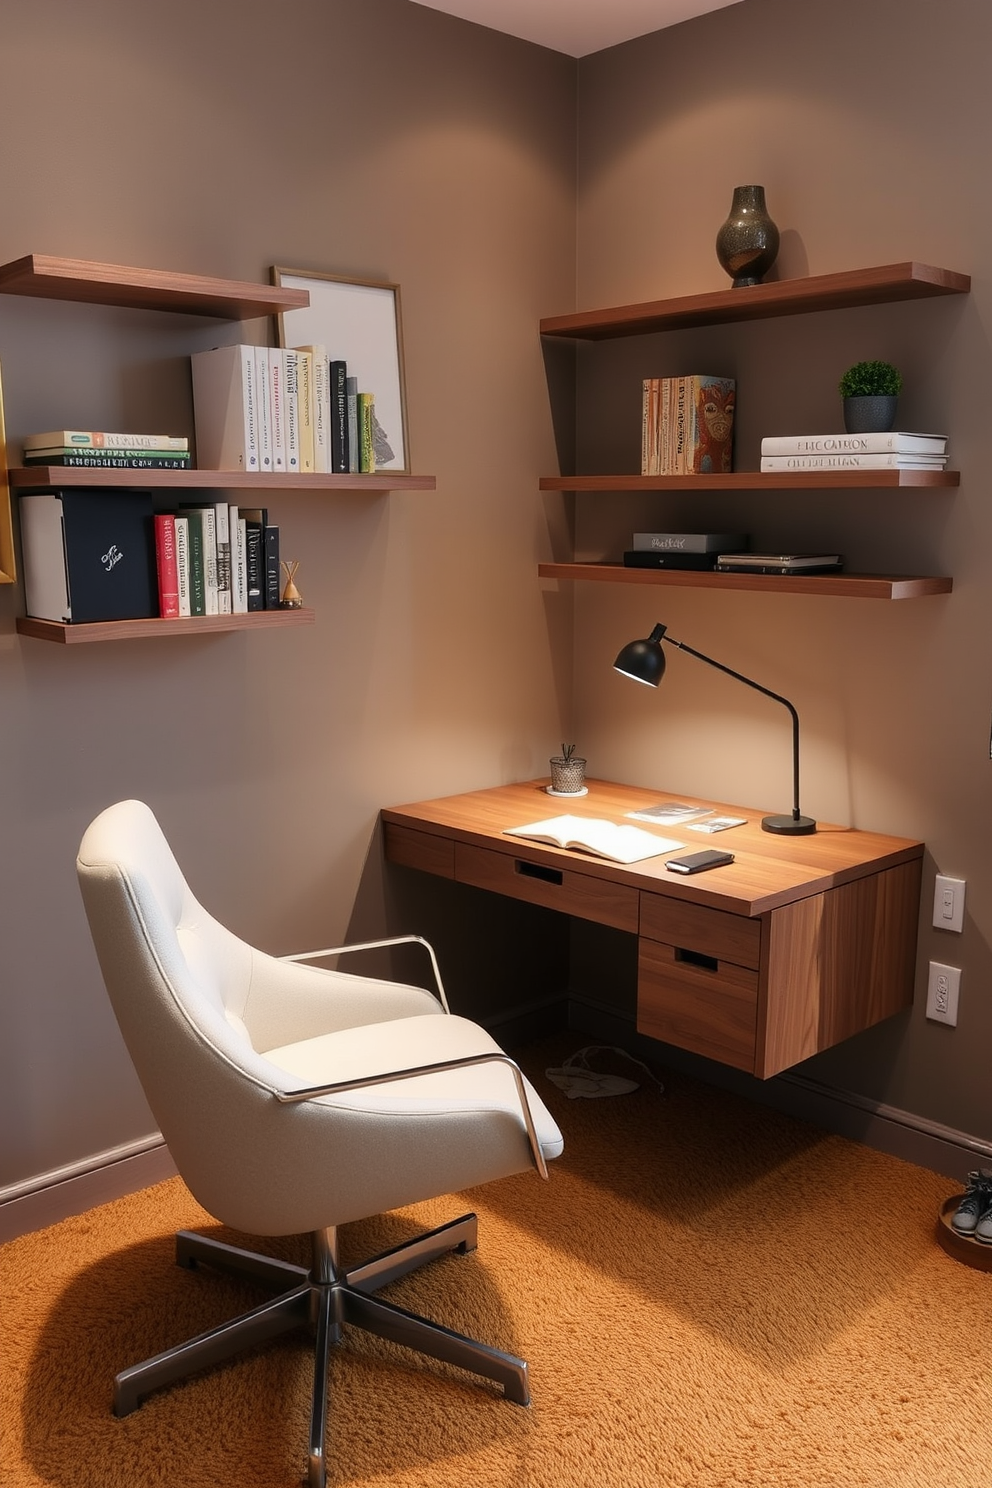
[0,1136,177,1244]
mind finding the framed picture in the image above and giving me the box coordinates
[272,267,410,473]
[0,363,14,584]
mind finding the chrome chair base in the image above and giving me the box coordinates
[112,1212,529,1488]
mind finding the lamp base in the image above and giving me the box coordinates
[761,813,817,835]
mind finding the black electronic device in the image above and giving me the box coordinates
[665,848,735,874]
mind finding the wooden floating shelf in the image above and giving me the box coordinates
[10,467,436,493]
[539,470,959,492]
[16,609,316,645]
[0,254,308,319]
[538,562,952,601]
[539,262,971,340]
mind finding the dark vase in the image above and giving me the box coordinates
[843,395,898,433]
[715,185,780,288]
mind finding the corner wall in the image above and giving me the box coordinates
[570,0,992,1138]
[0,0,576,1197]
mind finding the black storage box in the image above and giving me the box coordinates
[20,489,157,623]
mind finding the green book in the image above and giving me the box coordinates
[184,510,206,617]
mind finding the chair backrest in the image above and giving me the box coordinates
[78,800,559,1238]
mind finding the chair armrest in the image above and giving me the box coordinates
[268,1051,548,1179]
[279,934,449,1013]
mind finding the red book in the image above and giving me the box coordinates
[153,513,180,618]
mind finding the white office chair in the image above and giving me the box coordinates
[76,799,563,1488]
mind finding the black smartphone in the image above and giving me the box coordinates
[665,849,735,874]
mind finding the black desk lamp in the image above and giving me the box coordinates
[613,621,816,836]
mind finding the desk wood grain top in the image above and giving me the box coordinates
[381,778,924,918]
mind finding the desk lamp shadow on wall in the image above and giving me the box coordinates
[613,622,816,836]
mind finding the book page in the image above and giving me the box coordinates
[504,816,682,864]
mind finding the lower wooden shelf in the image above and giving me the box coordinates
[538,562,952,600]
[16,608,315,644]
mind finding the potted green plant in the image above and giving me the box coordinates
[838,360,902,434]
[549,742,586,795]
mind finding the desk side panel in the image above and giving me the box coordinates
[382,823,456,879]
[757,857,921,1077]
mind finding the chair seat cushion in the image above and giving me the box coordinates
[263,1013,563,1160]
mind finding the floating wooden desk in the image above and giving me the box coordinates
[381,779,923,1080]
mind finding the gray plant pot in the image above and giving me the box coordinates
[843,395,898,434]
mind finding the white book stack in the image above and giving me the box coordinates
[760,431,948,472]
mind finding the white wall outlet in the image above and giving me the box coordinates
[932,874,966,933]
[926,961,961,1025]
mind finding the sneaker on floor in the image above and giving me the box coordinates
[975,1197,992,1244]
[951,1171,992,1236]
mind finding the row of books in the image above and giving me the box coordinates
[191,343,383,476]
[153,503,281,618]
[21,429,192,471]
[641,375,736,475]
[621,532,842,575]
[759,430,948,472]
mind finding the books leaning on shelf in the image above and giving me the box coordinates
[503,815,682,865]
[642,375,735,476]
[192,341,380,476]
[760,431,947,457]
[152,502,282,617]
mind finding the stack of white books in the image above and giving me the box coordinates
[759,431,948,472]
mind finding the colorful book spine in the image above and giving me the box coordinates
[22,430,189,452]
[153,514,180,618]
[23,452,192,469]
[269,347,286,473]
[760,432,946,457]
[295,348,315,473]
[173,514,191,618]
[641,375,735,474]
[346,376,360,475]
[263,524,280,608]
[254,346,273,472]
[358,393,375,473]
[242,508,266,611]
[231,509,248,614]
[329,359,349,473]
[284,348,301,475]
[184,511,206,617]
[760,452,946,471]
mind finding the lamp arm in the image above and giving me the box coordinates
[667,637,803,823]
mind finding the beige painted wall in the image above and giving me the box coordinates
[0,0,576,1189]
[570,0,992,1136]
[4,0,988,1200]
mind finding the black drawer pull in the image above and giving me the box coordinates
[675,946,719,972]
[515,859,563,885]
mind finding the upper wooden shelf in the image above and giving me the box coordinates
[10,467,436,493]
[539,469,959,492]
[538,562,951,600]
[539,262,970,340]
[0,254,309,319]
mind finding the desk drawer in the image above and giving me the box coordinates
[455,843,639,932]
[640,893,761,970]
[637,939,758,1073]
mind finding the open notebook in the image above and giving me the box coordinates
[503,815,682,865]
